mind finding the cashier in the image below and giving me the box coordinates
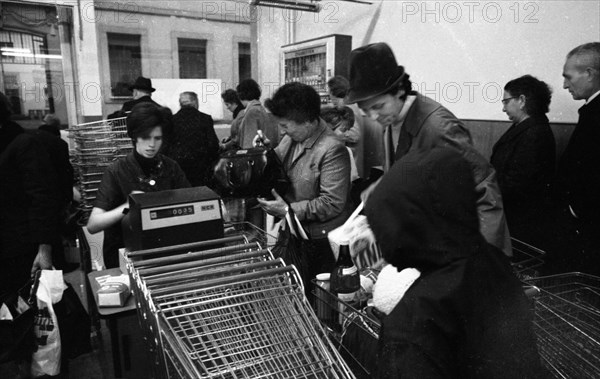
[87,103,190,268]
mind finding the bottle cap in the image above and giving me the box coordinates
[316,273,330,281]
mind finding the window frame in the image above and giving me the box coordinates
[170,31,214,80]
[98,26,149,102]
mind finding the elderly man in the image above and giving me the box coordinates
[109,76,161,118]
[345,42,511,255]
[163,91,219,186]
[551,42,600,275]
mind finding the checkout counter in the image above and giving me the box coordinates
[81,187,228,378]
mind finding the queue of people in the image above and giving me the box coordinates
[2,35,598,379]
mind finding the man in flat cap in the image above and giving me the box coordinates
[109,76,162,118]
[346,42,511,255]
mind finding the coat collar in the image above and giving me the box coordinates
[494,116,542,149]
[282,119,328,168]
[580,93,600,115]
[403,92,443,137]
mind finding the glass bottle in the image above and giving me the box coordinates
[330,240,360,327]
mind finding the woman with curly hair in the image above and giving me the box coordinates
[491,75,555,247]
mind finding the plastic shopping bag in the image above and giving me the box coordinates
[328,202,382,269]
[31,270,66,377]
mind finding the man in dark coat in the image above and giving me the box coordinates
[0,92,59,295]
[552,42,600,275]
[365,146,546,379]
[108,76,161,119]
[163,91,219,186]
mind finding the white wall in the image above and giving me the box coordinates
[257,0,600,123]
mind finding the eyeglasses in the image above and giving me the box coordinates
[501,97,517,105]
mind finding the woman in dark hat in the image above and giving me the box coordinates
[87,103,189,268]
[491,75,555,248]
[366,146,546,379]
[346,42,511,256]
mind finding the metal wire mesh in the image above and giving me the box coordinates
[510,238,546,280]
[126,231,355,378]
[524,273,600,378]
[68,117,130,222]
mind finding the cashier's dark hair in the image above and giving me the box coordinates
[265,82,321,124]
[126,103,173,142]
[504,75,552,116]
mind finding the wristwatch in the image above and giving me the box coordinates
[122,207,129,215]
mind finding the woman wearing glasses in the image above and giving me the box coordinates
[87,103,190,268]
[491,75,555,248]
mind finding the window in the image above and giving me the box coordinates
[238,42,251,82]
[178,38,206,79]
[107,33,141,97]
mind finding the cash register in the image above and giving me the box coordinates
[122,186,224,251]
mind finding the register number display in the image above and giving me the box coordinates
[150,205,196,220]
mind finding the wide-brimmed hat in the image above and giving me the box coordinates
[345,43,406,104]
[128,76,155,92]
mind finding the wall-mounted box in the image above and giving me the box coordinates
[281,34,352,103]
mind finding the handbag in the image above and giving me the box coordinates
[0,279,37,363]
[271,208,313,288]
[54,283,91,360]
[213,147,290,198]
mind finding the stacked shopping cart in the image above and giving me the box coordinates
[125,230,356,378]
[68,117,131,221]
[313,239,600,379]
[524,273,600,378]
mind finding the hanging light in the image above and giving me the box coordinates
[249,0,321,13]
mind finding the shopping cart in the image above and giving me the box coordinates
[126,229,356,378]
[510,238,546,280]
[524,272,600,378]
[312,282,380,379]
[68,117,130,222]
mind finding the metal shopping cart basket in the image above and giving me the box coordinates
[524,272,600,378]
[311,238,553,378]
[126,229,356,378]
[68,117,130,223]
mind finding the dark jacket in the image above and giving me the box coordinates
[555,95,600,224]
[365,146,545,379]
[1,126,60,260]
[94,152,190,268]
[29,129,74,208]
[163,106,219,186]
[108,95,161,119]
[392,93,511,255]
[490,115,555,243]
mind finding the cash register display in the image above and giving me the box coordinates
[150,205,195,220]
[140,199,220,231]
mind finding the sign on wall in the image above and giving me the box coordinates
[151,79,224,120]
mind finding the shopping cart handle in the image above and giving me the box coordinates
[522,285,540,299]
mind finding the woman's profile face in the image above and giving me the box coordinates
[224,102,236,113]
[135,126,163,158]
[277,117,312,143]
